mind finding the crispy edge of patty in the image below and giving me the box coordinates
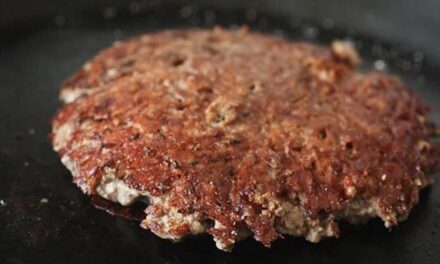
[58,151,430,251]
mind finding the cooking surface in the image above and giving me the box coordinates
[1,5,439,264]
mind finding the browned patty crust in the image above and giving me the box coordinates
[51,28,439,250]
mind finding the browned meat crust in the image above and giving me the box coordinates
[51,27,439,250]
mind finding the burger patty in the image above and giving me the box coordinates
[51,27,439,251]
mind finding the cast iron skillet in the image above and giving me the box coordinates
[0,2,439,264]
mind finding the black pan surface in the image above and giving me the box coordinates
[1,3,439,264]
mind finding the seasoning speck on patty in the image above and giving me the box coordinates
[51,27,439,251]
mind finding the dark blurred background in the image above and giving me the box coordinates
[1,0,440,63]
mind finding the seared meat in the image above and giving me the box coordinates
[51,28,439,251]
